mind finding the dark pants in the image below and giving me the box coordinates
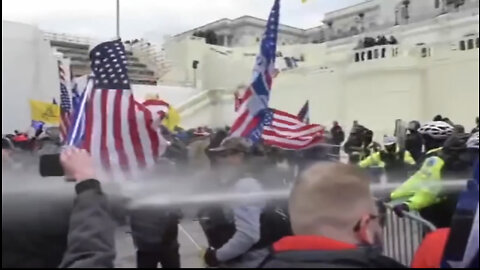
[136,243,180,268]
[420,195,458,229]
[134,215,181,268]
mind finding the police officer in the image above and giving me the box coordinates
[405,120,424,163]
[390,132,478,228]
[201,137,289,268]
[359,135,416,182]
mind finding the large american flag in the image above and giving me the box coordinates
[262,108,325,150]
[229,0,279,143]
[79,40,166,172]
[58,61,72,141]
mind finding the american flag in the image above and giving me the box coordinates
[262,108,325,150]
[79,40,166,172]
[229,0,279,143]
[143,99,170,120]
[58,61,72,141]
[297,100,310,124]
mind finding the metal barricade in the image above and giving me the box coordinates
[382,203,437,266]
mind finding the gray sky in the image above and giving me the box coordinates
[3,0,363,42]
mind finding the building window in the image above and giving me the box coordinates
[476,38,479,48]
[434,0,440,8]
[467,39,474,50]
[256,37,260,43]
[421,47,428,57]
[459,40,466,51]
[374,49,379,59]
[367,50,372,60]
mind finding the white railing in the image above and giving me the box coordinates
[43,32,96,45]
[130,40,174,81]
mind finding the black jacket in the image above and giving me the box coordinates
[2,179,125,268]
[330,125,345,145]
[405,132,424,163]
[59,179,115,268]
[260,247,405,268]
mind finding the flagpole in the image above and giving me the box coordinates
[116,0,120,39]
[67,77,93,146]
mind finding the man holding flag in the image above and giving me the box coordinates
[202,1,284,268]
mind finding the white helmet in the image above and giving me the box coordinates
[383,135,397,146]
[467,132,479,149]
[418,121,454,139]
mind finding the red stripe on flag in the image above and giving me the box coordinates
[100,90,111,170]
[241,116,260,137]
[230,110,249,134]
[113,90,129,172]
[128,95,147,169]
[143,99,170,107]
[83,91,94,153]
[136,100,160,161]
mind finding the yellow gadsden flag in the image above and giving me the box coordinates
[162,106,181,132]
[29,100,60,124]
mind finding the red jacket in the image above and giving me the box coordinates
[411,228,450,268]
[259,235,405,268]
[274,235,357,252]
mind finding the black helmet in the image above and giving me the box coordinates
[442,133,469,155]
[408,121,420,131]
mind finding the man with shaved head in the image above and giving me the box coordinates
[260,162,405,268]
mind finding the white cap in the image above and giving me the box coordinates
[383,136,397,146]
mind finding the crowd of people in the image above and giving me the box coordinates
[2,115,479,268]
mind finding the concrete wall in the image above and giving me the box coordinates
[2,21,59,133]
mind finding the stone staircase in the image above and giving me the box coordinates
[44,32,158,85]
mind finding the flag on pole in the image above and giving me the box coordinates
[297,100,310,124]
[143,99,181,132]
[234,91,242,112]
[229,0,280,143]
[143,99,170,120]
[441,159,479,268]
[66,75,90,147]
[29,100,60,124]
[57,60,72,142]
[79,40,167,172]
[262,108,325,150]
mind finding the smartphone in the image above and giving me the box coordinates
[39,154,64,177]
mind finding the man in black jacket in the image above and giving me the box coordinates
[259,163,405,268]
[330,121,345,159]
[405,120,424,163]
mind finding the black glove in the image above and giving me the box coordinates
[393,203,409,218]
[204,247,219,267]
